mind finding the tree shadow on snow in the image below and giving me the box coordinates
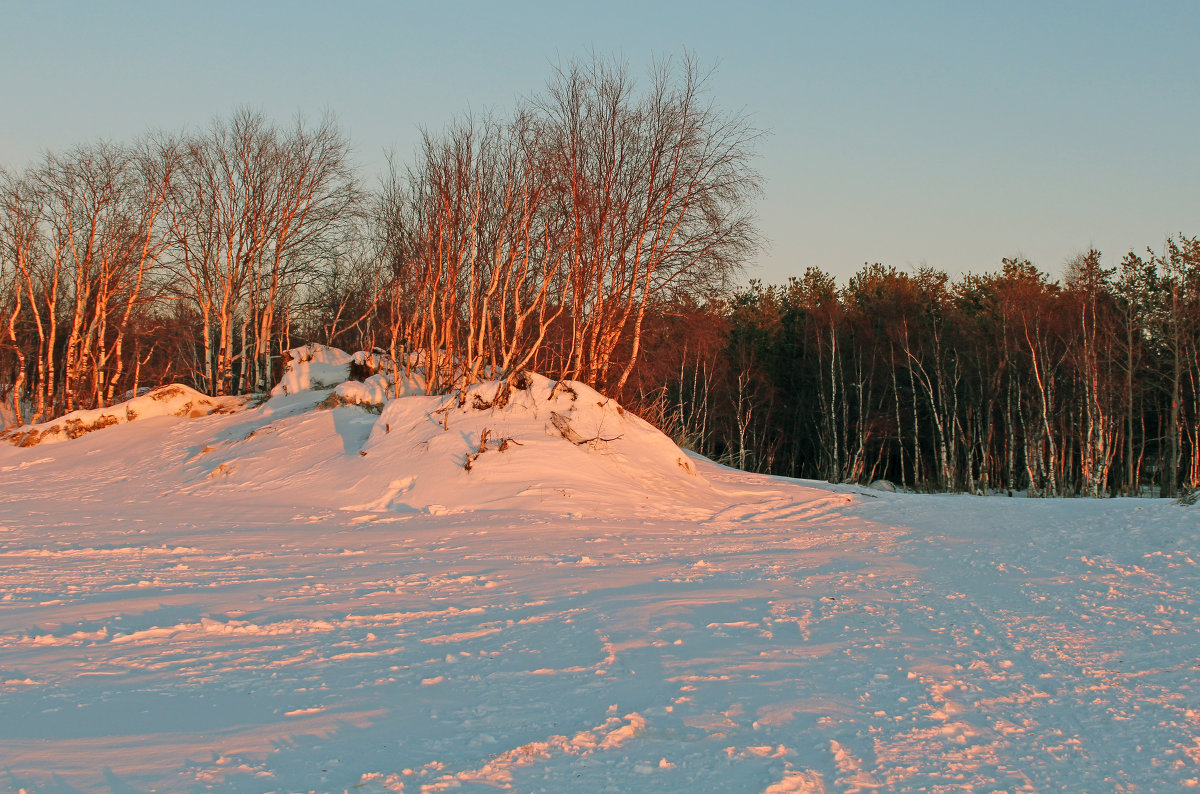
[331,406,377,455]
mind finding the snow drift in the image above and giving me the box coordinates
[0,384,239,448]
[1,345,709,517]
[201,346,711,517]
[347,370,705,515]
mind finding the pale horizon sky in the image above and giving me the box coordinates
[2,1,1197,284]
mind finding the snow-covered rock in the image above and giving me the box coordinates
[327,373,392,407]
[270,343,355,397]
[0,384,239,447]
[271,345,426,406]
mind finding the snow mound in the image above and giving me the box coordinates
[349,372,706,514]
[271,344,424,404]
[270,343,355,397]
[197,367,711,517]
[0,385,239,447]
[323,374,392,408]
[2,345,711,517]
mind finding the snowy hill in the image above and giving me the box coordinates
[3,346,711,518]
[0,352,1198,792]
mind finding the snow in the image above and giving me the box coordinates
[1,360,1198,792]
[271,343,356,397]
[331,374,393,407]
[0,384,239,447]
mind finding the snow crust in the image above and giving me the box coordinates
[1,350,1198,791]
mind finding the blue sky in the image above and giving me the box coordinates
[2,1,1197,283]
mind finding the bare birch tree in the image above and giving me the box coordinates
[536,55,762,395]
[164,110,358,395]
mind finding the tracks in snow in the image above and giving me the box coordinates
[2,468,1199,791]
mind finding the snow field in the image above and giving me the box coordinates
[1,360,1198,791]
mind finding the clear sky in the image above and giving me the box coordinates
[2,1,1197,284]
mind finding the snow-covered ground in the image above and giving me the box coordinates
[1,363,1198,792]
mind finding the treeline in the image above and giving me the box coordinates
[0,57,759,425]
[0,112,361,420]
[3,57,1197,499]
[633,246,1200,497]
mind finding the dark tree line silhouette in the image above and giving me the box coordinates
[630,243,1200,498]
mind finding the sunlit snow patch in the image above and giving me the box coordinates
[0,385,240,447]
[345,371,709,515]
[270,343,355,396]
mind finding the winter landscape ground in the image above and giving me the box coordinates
[1,348,1198,793]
